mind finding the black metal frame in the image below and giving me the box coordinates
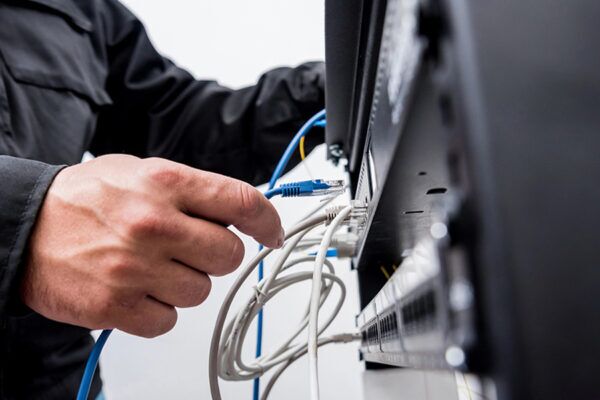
[325,0,600,399]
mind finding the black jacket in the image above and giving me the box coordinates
[0,0,324,398]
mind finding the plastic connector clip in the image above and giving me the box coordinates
[279,179,345,198]
[325,200,368,227]
[308,233,360,259]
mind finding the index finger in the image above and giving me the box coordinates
[168,165,284,249]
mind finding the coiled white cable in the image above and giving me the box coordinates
[209,206,359,400]
[218,248,343,381]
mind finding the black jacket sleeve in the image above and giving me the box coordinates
[91,0,325,186]
[0,156,63,316]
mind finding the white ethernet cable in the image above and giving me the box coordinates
[294,233,359,258]
[209,205,360,400]
[209,213,324,400]
[308,205,353,400]
[261,332,360,400]
[218,246,343,381]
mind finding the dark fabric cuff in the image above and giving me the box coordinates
[0,156,65,316]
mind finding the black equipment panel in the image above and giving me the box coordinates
[325,0,600,399]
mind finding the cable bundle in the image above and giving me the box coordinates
[209,205,360,400]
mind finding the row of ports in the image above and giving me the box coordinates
[379,311,399,342]
[360,289,438,348]
[362,321,379,347]
[359,309,401,348]
[401,290,437,335]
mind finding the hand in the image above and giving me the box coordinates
[21,155,284,338]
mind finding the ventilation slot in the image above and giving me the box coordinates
[426,187,447,195]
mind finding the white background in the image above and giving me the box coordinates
[98,1,468,399]
[119,0,326,89]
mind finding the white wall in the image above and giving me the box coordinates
[119,0,326,89]
[98,1,363,399]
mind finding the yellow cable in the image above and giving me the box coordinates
[298,135,315,180]
[380,265,391,280]
[299,136,307,160]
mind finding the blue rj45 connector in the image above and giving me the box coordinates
[264,179,345,199]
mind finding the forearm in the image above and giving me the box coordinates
[142,62,325,185]
[93,62,324,186]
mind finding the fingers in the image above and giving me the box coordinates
[91,157,286,340]
[113,297,178,338]
[142,160,283,248]
[91,259,210,337]
[146,260,212,308]
[180,172,283,248]
[169,215,245,276]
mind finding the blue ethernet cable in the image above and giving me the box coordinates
[254,109,326,400]
[76,329,112,400]
[77,111,327,400]
[263,187,283,200]
[267,109,326,189]
[313,119,326,128]
[263,180,342,200]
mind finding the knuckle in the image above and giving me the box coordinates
[237,183,263,218]
[105,253,136,279]
[143,160,185,188]
[127,209,164,238]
